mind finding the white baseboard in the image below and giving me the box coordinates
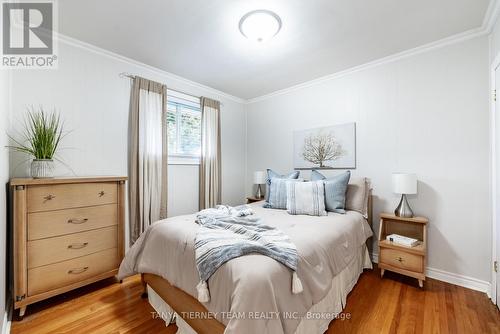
[371,252,491,297]
[1,311,10,334]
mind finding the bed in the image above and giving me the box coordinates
[118,195,373,334]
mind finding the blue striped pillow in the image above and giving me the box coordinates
[286,181,327,216]
[265,178,301,209]
[264,169,300,206]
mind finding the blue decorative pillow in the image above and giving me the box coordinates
[264,169,300,204]
[310,169,326,181]
[310,170,351,213]
[265,178,301,209]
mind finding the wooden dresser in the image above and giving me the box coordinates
[11,176,127,317]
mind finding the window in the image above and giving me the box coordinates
[167,90,201,164]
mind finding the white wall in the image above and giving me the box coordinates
[0,70,11,331]
[167,164,199,217]
[9,39,247,245]
[245,36,491,283]
[491,16,500,64]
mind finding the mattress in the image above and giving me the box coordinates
[118,202,373,334]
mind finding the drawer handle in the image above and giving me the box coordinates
[396,257,404,263]
[43,194,55,202]
[68,242,88,250]
[68,267,89,275]
[98,191,105,197]
[67,218,88,224]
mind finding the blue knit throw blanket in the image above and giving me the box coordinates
[194,205,303,302]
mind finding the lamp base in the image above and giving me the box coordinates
[255,184,263,199]
[394,194,414,218]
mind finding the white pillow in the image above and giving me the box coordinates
[286,181,327,216]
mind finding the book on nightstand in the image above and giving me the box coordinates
[386,233,420,247]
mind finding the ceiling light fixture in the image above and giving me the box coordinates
[239,10,282,42]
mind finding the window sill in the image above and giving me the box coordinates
[168,156,200,165]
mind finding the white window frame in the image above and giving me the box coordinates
[167,90,201,165]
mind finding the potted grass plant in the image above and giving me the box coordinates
[8,108,64,178]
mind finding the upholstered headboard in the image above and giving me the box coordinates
[366,189,374,253]
[367,189,373,228]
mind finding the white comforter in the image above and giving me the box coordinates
[118,202,373,334]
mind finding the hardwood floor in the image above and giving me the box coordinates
[11,267,500,334]
[10,276,175,334]
[328,268,500,334]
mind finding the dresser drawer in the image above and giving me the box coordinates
[28,248,119,296]
[379,248,423,273]
[27,182,117,212]
[28,204,117,240]
[27,226,117,269]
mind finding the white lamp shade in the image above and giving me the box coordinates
[392,173,417,194]
[253,171,266,184]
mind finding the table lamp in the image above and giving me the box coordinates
[392,173,417,218]
[253,171,266,198]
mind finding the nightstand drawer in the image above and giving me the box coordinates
[380,248,423,273]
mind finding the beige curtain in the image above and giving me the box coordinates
[199,97,221,210]
[129,77,168,244]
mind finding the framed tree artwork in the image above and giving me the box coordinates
[293,122,356,170]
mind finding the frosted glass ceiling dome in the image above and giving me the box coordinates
[239,10,282,42]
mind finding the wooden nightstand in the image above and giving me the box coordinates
[246,196,264,204]
[378,213,428,288]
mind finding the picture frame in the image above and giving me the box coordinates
[293,122,356,170]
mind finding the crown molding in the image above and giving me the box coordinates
[483,0,500,33]
[246,27,487,104]
[247,1,500,104]
[55,33,246,104]
[54,1,500,106]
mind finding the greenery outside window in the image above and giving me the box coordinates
[167,90,201,164]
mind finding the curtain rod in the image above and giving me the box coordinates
[119,72,221,105]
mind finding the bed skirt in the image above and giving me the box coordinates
[147,245,372,334]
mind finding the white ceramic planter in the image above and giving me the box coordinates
[31,159,55,178]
